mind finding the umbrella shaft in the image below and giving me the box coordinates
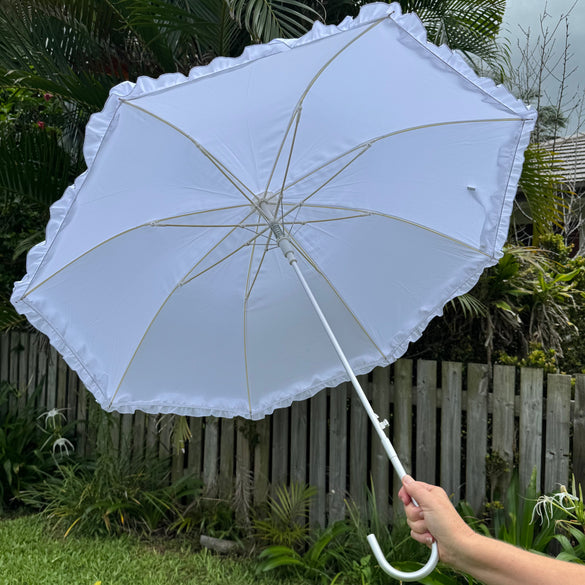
[278,238,407,480]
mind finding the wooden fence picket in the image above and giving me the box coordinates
[416,359,437,484]
[290,400,308,486]
[441,362,462,503]
[372,367,391,523]
[393,359,413,517]
[519,367,543,490]
[309,390,327,526]
[575,375,585,488]
[349,375,369,516]
[491,364,515,498]
[328,383,347,523]
[253,417,270,505]
[544,374,571,493]
[466,363,488,512]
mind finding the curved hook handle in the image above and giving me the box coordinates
[367,534,439,582]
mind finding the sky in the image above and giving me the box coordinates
[501,0,585,134]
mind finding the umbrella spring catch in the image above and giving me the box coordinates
[271,223,296,264]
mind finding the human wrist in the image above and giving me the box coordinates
[441,525,481,571]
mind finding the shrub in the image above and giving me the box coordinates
[20,410,202,537]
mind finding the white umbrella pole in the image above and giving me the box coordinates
[276,230,439,581]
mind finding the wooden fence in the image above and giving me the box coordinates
[1,331,585,526]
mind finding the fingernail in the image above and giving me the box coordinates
[403,475,414,485]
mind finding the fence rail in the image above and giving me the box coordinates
[1,331,584,526]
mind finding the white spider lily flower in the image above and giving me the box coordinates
[39,408,67,429]
[532,484,579,525]
[52,437,74,456]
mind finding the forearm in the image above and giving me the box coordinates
[451,533,585,585]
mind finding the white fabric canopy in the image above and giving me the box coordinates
[12,2,536,419]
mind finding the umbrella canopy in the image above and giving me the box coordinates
[12,3,535,420]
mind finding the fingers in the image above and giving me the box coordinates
[406,509,435,547]
[404,502,424,520]
[398,485,411,506]
[409,529,435,547]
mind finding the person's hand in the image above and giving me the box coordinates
[398,476,475,566]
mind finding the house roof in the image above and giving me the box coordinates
[541,133,585,188]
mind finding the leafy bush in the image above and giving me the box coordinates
[257,485,467,585]
[406,242,584,365]
[173,496,244,542]
[477,469,558,553]
[21,454,201,537]
[496,342,559,373]
[20,410,202,537]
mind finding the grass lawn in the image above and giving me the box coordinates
[0,514,298,585]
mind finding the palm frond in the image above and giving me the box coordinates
[448,292,487,318]
[0,124,83,209]
[399,0,506,70]
[228,0,324,43]
[517,144,569,241]
[0,303,26,331]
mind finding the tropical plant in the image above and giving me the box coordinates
[172,495,244,541]
[342,488,468,585]
[488,469,558,553]
[496,342,559,374]
[257,520,350,584]
[20,408,202,536]
[514,144,568,244]
[532,476,585,564]
[254,482,318,549]
[21,448,203,536]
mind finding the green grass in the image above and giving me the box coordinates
[0,514,299,585]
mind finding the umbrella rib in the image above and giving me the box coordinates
[122,101,256,204]
[265,17,386,202]
[283,142,371,194]
[300,203,493,258]
[178,210,262,284]
[18,205,253,300]
[156,213,371,230]
[276,111,302,223]
[285,232,390,364]
[281,117,522,200]
[242,225,275,417]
